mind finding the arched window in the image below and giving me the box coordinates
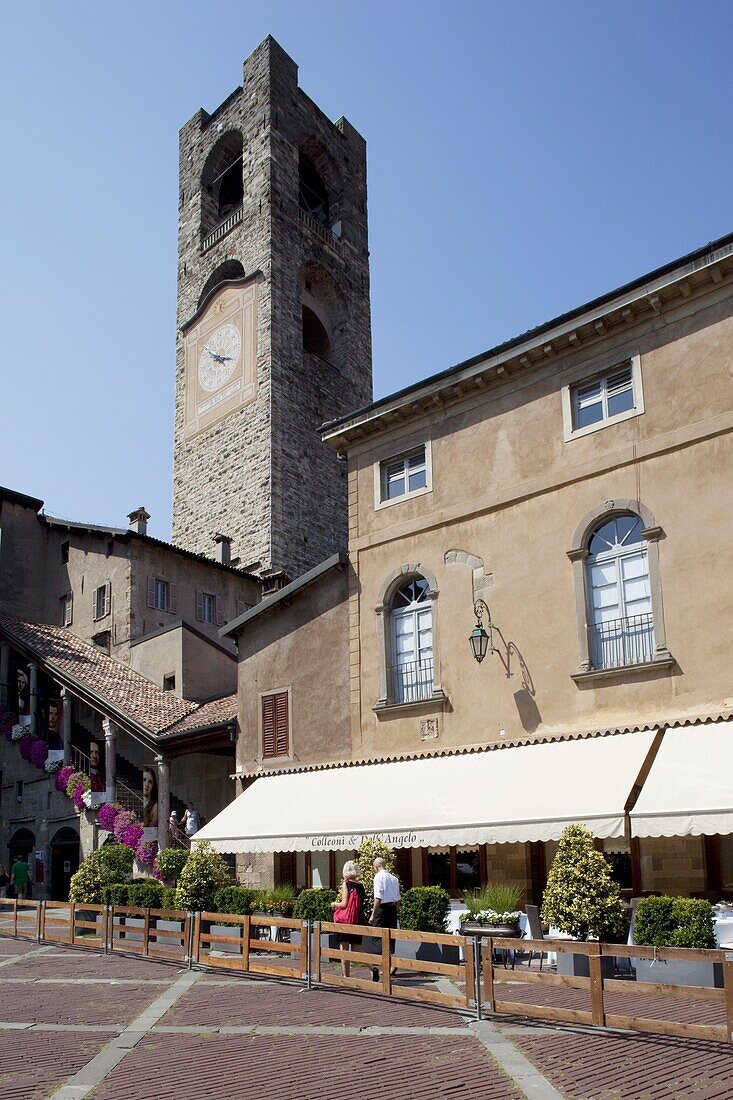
[200,131,244,239]
[585,514,654,670]
[389,577,434,703]
[299,152,330,226]
[302,304,331,359]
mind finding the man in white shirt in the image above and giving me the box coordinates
[369,857,401,981]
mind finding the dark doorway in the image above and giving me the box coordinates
[50,827,80,901]
[9,827,34,865]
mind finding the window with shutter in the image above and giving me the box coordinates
[169,583,178,614]
[104,581,111,617]
[196,590,205,621]
[565,357,643,439]
[215,596,224,627]
[147,576,156,608]
[261,691,289,759]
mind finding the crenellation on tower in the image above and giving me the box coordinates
[172,36,372,581]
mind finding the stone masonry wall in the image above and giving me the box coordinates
[172,37,372,580]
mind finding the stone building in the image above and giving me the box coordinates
[199,231,733,903]
[171,36,373,580]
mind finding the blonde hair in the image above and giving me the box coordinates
[342,860,359,880]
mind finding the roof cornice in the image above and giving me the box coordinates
[321,232,733,448]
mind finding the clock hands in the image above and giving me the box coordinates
[203,345,233,365]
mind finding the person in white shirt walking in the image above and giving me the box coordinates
[369,857,401,981]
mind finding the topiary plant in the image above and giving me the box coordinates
[541,823,627,941]
[127,881,165,908]
[399,887,451,933]
[174,841,231,911]
[212,886,257,916]
[155,846,190,884]
[292,888,338,922]
[634,896,716,950]
[97,843,135,883]
[100,883,131,906]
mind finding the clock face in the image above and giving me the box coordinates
[197,323,242,392]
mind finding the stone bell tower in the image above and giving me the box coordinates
[172,36,372,580]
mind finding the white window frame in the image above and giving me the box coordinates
[92,582,111,622]
[374,439,433,510]
[562,353,644,441]
[60,592,73,627]
[153,578,169,612]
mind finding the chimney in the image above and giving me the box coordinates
[213,532,232,567]
[128,507,150,536]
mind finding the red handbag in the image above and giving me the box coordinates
[334,885,362,925]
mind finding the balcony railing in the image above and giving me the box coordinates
[68,745,142,815]
[589,612,655,671]
[201,204,243,252]
[387,658,434,704]
[298,206,341,250]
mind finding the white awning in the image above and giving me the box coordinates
[630,720,733,838]
[193,729,657,853]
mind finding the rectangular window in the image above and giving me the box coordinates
[92,582,111,621]
[163,673,176,691]
[235,599,252,618]
[261,691,289,759]
[375,442,432,509]
[196,590,222,625]
[564,356,643,440]
[147,576,176,613]
[60,592,73,627]
[60,540,70,564]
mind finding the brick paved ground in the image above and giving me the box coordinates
[0,935,731,1099]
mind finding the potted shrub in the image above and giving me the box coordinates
[541,824,626,978]
[633,896,720,988]
[293,887,340,950]
[397,886,457,965]
[174,841,231,912]
[459,884,522,938]
[208,886,258,954]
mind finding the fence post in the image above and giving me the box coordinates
[380,928,391,995]
[143,908,151,957]
[187,912,196,969]
[12,898,17,937]
[473,936,482,1020]
[722,957,733,1046]
[312,920,321,984]
[36,901,43,944]
[242,915,250,974]
[588,944,606,1028]
[305,920,312,989]
[68,901,75,945]
[103,906,110,954]
[482,938,495,1014]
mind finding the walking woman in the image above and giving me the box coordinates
[331,860,365,978]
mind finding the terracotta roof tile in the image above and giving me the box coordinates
[0,618,237,739]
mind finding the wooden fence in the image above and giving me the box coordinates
[1,900,731,1045]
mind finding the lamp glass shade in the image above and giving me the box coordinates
[469,623,489,663]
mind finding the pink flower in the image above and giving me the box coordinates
[72,784,86,810]
[136,840,158,865]
[56,766,75,792]
[30,739,49,768]
[113,810,137,842]
[19,734,34,761]
[97,803,120,832]
[121,822,144,849]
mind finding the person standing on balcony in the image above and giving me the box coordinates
[181,802,201,840]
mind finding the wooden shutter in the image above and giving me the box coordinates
[147,576,156,608]
[215,596,224,627]
[92,588,99,620]
[169,583,178,614]
[67,592,73,626]
[275,691,289,757]
[262,694,277,758]
[195,590,204,621]
[104,581,111,617]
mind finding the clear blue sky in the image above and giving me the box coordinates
[2,1,731,539]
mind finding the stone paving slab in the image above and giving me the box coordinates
[508,1024,733,1099]
[91,1031,524,1100]
[0,1029,111,1100]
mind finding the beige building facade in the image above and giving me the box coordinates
[201,232,733,904]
